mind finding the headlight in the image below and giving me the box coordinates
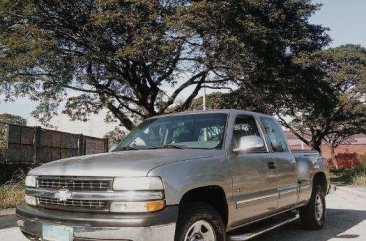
[25,195,37,206]
[110,200,165,213]
[25,176,36,188]
[113,177,164,191]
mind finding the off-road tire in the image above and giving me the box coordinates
[299,185,326,230]
[175,202,226,241]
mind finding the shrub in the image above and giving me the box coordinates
[0,169,25,209]
[330,154,366,185]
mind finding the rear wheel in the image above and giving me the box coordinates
[299,185,326,229]
[175,202,226,241]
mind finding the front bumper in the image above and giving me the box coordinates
[16,203,178,241]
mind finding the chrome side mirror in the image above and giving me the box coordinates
[233,135,265,153]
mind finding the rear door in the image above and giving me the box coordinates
[230,115,279,225]
[258,117,298,210]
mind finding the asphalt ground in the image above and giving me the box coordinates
[0,186,365,241]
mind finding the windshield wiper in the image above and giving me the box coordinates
[118,146,139,151]
[150,144,189,149]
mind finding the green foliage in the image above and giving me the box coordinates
[0,113,26,125]
[104,127,127,148]
[213,45,366,152]
[330,154,366,185]
[0,169,26,209]
[0,0,329,130]
[190,92,227,110]
[278,45,366,151]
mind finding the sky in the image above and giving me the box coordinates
[310,0,366,47]
[0,0,365,135]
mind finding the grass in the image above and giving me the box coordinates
[353,175,366,186]
[0,170,25,210]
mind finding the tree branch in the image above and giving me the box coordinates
[159,71,208,113]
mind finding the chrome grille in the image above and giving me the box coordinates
[38,197,106,210]
[37,177,111,191]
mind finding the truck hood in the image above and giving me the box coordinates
[29,149,214,177]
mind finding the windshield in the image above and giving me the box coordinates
[115,113,228,150]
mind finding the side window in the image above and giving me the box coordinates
[259,117,288,152]
[233,115,266,153]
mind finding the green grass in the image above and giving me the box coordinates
[0,170,25,209]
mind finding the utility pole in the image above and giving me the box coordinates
[202,87,208,141]
[203,87,207,111]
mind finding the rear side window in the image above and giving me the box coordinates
[259,117,288,153]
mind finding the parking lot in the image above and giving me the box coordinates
[1,187,365,241]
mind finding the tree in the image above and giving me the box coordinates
[0,113,26,125]
[104,127,127,148]
[189,92,227,110]
[276,45,366,157]
[189,90,275,114]
[195,45,366,161]
[0,0,329,130]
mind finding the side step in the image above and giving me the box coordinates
[228,213,300,241]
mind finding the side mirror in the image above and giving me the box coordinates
[233,135,265,153]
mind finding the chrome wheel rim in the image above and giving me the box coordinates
[315,194,324,221]
[184,220,216,241]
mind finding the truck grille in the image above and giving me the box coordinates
[38,197,107,210]
[37,177,112,191]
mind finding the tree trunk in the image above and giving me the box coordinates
[330,146,339,169]
[311,139,322,154]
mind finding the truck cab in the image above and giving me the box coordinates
[17,110,330,241]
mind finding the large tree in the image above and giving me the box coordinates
[0,0,329,130]
[276,45,366,154]
[208,45,366,155]
[192,45,366,159]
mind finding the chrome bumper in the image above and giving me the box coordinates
[18,219,176,241]
[16,203,178,241]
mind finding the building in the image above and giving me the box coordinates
[285,131,366,160]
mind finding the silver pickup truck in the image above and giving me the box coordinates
[17,110,330,241]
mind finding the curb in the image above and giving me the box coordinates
[0,208,15,216]
[335,186,366,199]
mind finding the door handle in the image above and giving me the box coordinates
[268,161,276,169]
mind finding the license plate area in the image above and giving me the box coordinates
[42,224,73,241]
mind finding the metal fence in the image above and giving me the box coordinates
[0,123,108,164]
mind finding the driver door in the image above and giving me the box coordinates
[230,115,279,225]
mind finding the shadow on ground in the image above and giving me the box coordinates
[0,215,18,229]
[251,209,366,241]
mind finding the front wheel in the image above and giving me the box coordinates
[299,185,326,229]
[175,202,226,241]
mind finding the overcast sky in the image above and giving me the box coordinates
[0,0,365,135]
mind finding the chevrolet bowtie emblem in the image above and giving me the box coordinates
[54,189,72,202]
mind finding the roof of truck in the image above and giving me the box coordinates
[148,109,273,119]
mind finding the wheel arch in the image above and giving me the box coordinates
[312,171,328,194]
[178,185,229,226]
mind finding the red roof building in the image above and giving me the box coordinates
[284,131,366,160]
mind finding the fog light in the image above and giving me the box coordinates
[25,195,37,206]
[110,200,165,213]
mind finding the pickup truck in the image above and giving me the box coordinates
[17,109,330,241]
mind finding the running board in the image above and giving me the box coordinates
[228,213,300,241]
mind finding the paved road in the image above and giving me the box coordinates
[0,215,18,229]
[1,188,365,241]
